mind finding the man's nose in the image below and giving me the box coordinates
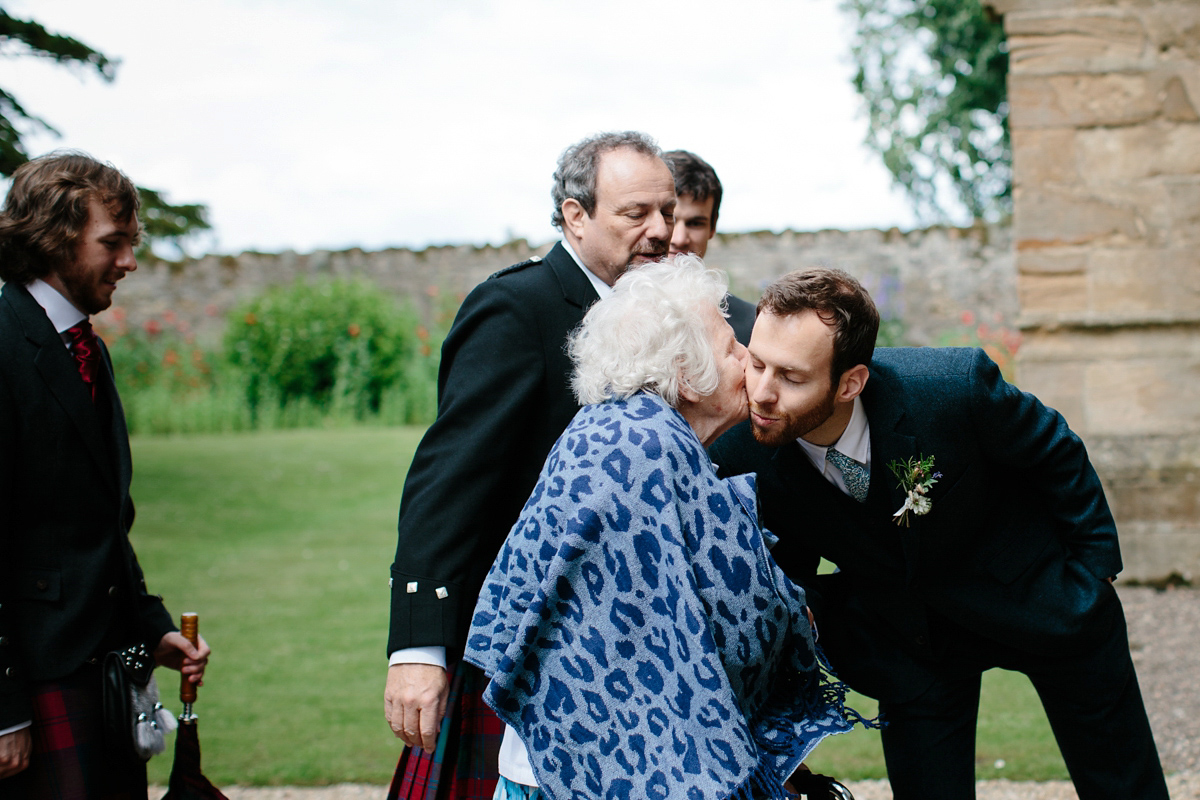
[647,210,672,242]
[748,372,773,404]
[670,221,689,252]
[117,244,137,272]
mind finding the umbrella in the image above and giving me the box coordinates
[162,612,229,800]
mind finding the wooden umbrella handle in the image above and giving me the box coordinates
[180,612,199,704]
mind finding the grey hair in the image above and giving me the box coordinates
[551,131,662,229]
[569,254,730,407]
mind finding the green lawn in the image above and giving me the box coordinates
[130,427,1069,786]
[134,427,421,785]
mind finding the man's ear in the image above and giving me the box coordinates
[561,199,587,240]
[836,364,869,403]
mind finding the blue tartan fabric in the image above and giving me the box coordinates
[388,660,503,800]
[0,667,147,800]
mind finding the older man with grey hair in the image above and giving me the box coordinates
[384,131,676,795]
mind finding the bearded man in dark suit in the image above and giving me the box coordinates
[709,268,1168,800]
[0,152,210,796]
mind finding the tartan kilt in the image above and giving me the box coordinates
[0,666,148,800]
[388,660,504,800]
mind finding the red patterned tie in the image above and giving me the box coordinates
[64,320,101,402]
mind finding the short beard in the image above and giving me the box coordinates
[750,386,837,448]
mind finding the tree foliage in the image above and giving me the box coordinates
[0,8,211,257]
[843,0,1010,223]
[0,8,116,175]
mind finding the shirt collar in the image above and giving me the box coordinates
[796,395,871,468]
[560,239,613,300]
[25,278,87,333]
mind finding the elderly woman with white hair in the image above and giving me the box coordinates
[464,256,865,800]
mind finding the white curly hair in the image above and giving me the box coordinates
[568,254,730,407]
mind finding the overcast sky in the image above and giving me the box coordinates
[5,0,921,256]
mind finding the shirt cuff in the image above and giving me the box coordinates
[389,646,447,669]
[0,720,32,737]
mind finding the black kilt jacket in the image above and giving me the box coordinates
[0,282,175,729]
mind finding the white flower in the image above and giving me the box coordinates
[911,493,932,515]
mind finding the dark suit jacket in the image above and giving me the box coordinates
[710,347,1122,703]
[388,243,598,657]
[725,293,756,346]
[0,282,175,729]
[387,243,760,658]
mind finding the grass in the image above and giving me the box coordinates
[131,427,1069,786]
[804,672,1070,782]
[134,427,422,786]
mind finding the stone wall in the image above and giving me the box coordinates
[993,0,1200,581]
[108,224,1015,350]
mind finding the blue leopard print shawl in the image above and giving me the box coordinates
[465,393,856,800]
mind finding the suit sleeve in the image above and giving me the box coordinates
[0,357,33,728]
[966,349,1122,580]
[388,278,554,657]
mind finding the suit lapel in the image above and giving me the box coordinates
[7,284,121,494]
[862,368,923,570]
[97,337,133,499]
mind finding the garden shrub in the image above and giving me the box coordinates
[224,279,427,421]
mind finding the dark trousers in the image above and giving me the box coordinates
[878,597,1168,800]
[0,665,147,800]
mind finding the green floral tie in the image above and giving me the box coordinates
[826,448,869,503]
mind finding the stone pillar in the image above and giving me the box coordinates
[992,0,1200,581]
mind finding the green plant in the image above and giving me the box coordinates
[224,279,426,423]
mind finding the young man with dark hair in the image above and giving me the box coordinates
[0,151,209,795]
[711,267,1168,800]
[663,149,755,344]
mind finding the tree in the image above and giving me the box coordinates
[843,0,1010,224]
[0,8,211,257]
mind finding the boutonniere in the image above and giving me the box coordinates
[887,455,941,527]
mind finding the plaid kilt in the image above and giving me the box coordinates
[0,666,147,800]
[388,660,504,800]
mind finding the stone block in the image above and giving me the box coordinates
[1014,355,1086,427]
[1014,187,1143,245]
[1162,75,1200,122]
[1011,128,1079,185]
[1084,356,1200,436]
[1009,73,1160,128]
[1007,11,1148,74]
[1164,179,1200,246]
[1018,271,1089,313]
[1076,123,1200,183]
[1088,248,1200,315]
[990,0,1155,13]
[1114,523,1200,583]
[1016,246,1088,275]
[1140,3,1200,62]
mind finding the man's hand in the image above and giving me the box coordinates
[154,631,211,686]
[0,728,31,779]
[385,663,449,753]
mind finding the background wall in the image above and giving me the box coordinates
[109,224,1016,349]
[995,0,1200,581]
